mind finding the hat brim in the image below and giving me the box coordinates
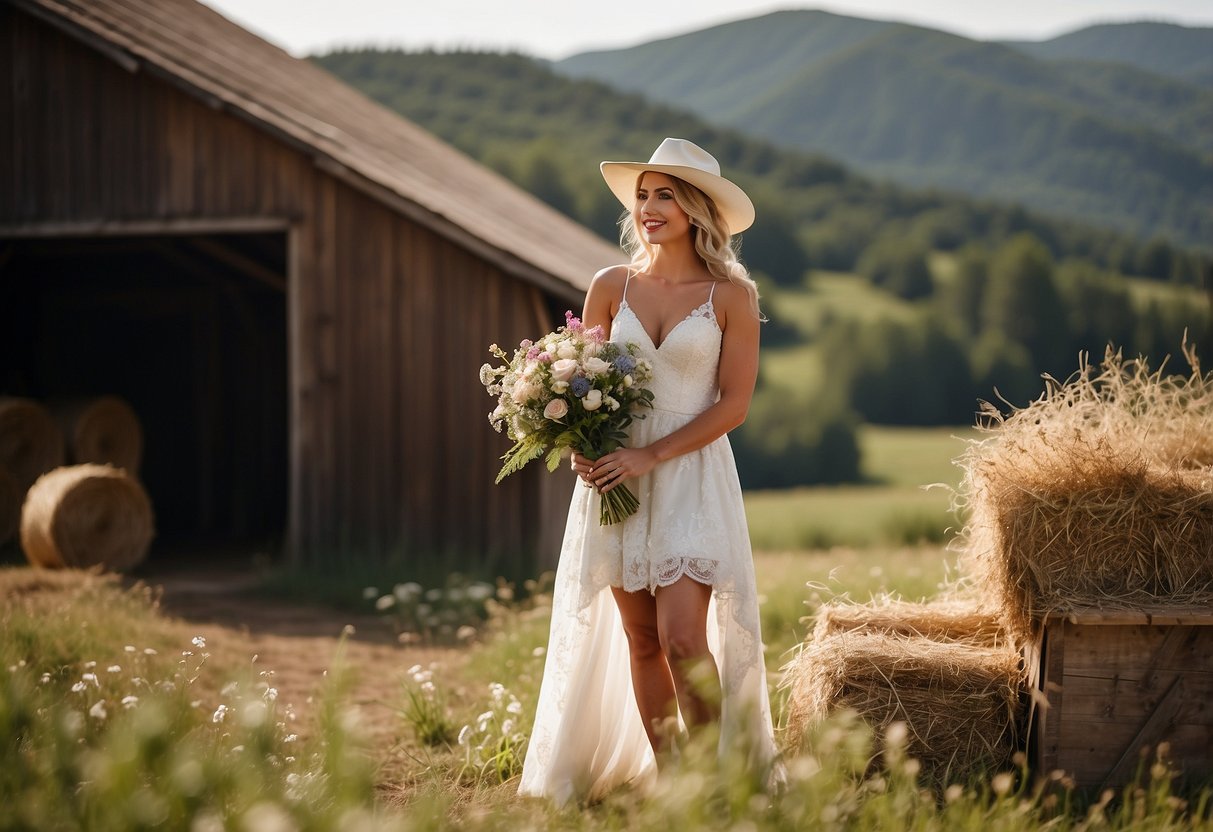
[599,161,755,234]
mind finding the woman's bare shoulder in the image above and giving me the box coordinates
[713,279,761,330]
[592,264,632,288]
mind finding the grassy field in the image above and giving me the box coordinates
[4,556,1209,830]
[744,425,976,551]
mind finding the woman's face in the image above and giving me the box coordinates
[634,172,691,245]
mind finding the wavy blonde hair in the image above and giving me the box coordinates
[619,173,764,319]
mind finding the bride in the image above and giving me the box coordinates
[518,138,777,804]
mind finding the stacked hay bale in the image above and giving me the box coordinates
[956,346,1213,637]
[785,345,1213,787]
[0,395,152,570]
[784,598,1022,782]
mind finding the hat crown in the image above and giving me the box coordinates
[647,138,721,177]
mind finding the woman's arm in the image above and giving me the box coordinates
[571,266,630,485]
[589,280,760,494]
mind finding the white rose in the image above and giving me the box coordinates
[551,359,578,382]
[551,380,569,394]
[582,356,610,377]
[582,389,603,411]
[543,398,569,420]
[622,374,633,388]
[556,341,578,360]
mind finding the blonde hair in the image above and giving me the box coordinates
[619,174,764,319]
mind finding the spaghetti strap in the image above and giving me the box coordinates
[707,280,717,305]
[621,268,634,306]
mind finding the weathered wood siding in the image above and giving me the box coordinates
[1,6,574,572]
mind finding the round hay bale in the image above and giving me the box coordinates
[0,467,21,546]
[20,464,154,572]
[53,396,143,473]
[0,397,65,489]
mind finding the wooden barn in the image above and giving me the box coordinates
[0,0,620,574]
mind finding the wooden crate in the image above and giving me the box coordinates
[1032,607,1213,791]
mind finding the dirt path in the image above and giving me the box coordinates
[144,567,462,779]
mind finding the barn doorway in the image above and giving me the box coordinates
[0,230,288,559]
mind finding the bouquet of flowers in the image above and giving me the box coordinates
[480,310,654,525]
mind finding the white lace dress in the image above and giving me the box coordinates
[518,277,777,804]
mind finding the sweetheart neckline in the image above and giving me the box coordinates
[616,300,718,351]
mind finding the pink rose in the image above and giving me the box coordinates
[543,398,569,420]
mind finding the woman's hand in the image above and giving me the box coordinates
[570,452,596,486]
[588,447,659,494]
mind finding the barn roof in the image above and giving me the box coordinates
[15,0,621,302]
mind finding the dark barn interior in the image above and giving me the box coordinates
[0,233,288,550]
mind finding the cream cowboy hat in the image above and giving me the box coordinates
[600,137,755,234]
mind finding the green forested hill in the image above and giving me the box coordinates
[1004,21,1213,87]
[554,11,1213,246]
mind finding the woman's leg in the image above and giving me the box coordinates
[655,576,720,729]
[611,587,677,751]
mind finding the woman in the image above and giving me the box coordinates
[519,138,776,804]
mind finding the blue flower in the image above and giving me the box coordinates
[570,377,591,398]
[613,354,637,374]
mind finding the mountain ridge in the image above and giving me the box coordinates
[555,11,1213,246]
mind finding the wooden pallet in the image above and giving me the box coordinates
[1031,606,1213,791]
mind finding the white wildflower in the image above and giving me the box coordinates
[489,683,506,703]
[192,636,207,649]
[124,645,136,653]
[284,734,298,743]
[221,681,239,696]
[456,625,477,642]
[143,648,157,656]
[264,687,278,702]
[375,595,396,611]
[71,682,86,693]
[506,700,523,715]
[406,664,422,676]
[122,695,139,709]
[107,665,121,673]
[457,725,472,746]
[82,673,98,687]
[212,704,228,723]
[420,681,435,696]
[532,647,546,658]
[83,661,96,670]
[502,719,515,735]
[89,700,107,720]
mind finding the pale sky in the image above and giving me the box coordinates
[201,0,1213,60]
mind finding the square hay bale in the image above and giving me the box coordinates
[813,597,1008,646]
[956,348,1213,637]
[783,630,1022,782]
[1033,609,1213,790]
